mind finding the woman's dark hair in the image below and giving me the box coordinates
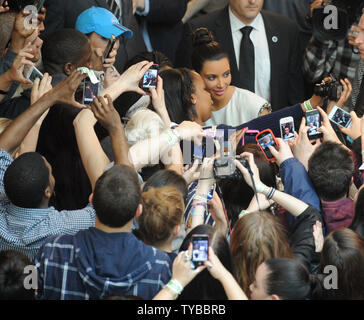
[190,27,229,73]
[143,169,188,203]
[0,250,34,300]
[318,228,364,300]
[218,144,278,227]
[159,68,197,124]
[124,50,173,71]
[264,258,316,300]
[36,104,91,210]
[178,225,234,300]
[350,187,364,238]
[42,28,90,74]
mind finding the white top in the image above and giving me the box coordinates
[229,7,271,102]
[204,87,268,127]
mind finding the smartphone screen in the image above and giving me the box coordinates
[305,111,322,140]
[83,81,99,105]
[280,118,295,141]
[193,144,205,162]
[191,235,209,269]
[242,130,259,146]
[142,65,158,91]
[257,131,278,160]
[26,66,43,83]
[328,106,352,128]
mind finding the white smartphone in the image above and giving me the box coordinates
[328,105,352,129]
[25,66,43,83]
[279,116,295,141]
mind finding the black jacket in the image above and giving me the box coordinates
[175,6,305,110]
[42,0,146,72]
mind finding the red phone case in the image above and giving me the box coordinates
[256,129,279,162]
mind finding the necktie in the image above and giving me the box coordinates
[239,26,255,92]
[106,0,121,20]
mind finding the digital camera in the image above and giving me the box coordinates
[313,77,342,101]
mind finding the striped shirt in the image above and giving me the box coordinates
[0,149,96,262]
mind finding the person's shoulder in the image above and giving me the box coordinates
[261,10,299,33]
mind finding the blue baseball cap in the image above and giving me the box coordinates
[75,6,133,40]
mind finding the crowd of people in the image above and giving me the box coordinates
[0,0,363,301]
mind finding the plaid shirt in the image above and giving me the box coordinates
[303,34,361,83]
[0,149,96,262]
[35,230,172,300]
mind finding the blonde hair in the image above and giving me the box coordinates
[0,118,19,158]
[138,186,185,246]
[125,109,166,146]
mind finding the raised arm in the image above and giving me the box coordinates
[0,70,86,154]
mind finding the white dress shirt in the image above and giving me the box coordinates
[229,7,271,102]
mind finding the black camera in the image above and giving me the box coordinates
[213,141,249,180]
[311,0,363,41]
[313,77,342,101]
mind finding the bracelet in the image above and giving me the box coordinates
[191,202,207,211]
[166,279,183,295]
[267,187,276,200]
[164,130,178,147]
[304,100,313,111]
[239,210,250,219]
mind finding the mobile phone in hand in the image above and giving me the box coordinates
[103,35,116,64]
[305,110,323,140]
[242,129,260,146]
[141,64,159,92]
[256,129,279,162]
[328,105,352,129]
[24,66,43,83]
[191,234,209,270]
[279,116,295,142]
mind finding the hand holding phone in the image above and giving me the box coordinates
[328,105,352,128]
[191,235,209,270]
[103,35,116,64]
[141,64,159,92]
[242,129,260,146]
[305,110,323,140]
[256,129,279,162]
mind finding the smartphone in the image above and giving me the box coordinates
[82,80,100,105]
[279,116,295,141]
[256,129,279,162]
[103,35,116,63]
[305,110,323,140]
[242,129,260,146]
[191,235,209,269]
[193,143,205,163]
[142,64,159,92]
[25,66,43,83]
[328,105,352,129]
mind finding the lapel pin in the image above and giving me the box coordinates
[272,36,278,43]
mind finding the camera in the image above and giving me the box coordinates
[213,141,249,180]
[313,77,342,101]
[311,0,363,41]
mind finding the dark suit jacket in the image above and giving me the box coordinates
[140,0,187,64]
[42,0,146,72]
[175,7,305,110]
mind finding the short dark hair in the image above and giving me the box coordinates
[190,27,229,73]
[124,51,173,71]
[308,141,354,201]
[93,165,141,228]
[0,250,34,300]
[4,152,50,208]
[42,28,90,74]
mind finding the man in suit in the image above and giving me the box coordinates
[176,0,305,110]
[42,0,146,72]
[133,0,188,64]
